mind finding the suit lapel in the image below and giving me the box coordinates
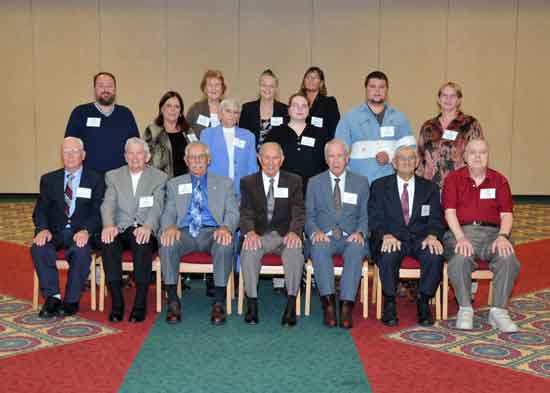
[122,166,135,202]
[135,166,149,199]
[387,175,406,225]
[54,170,66,213]
[410,176,425,223]
[256,172,267,215]
[324,171,336,215]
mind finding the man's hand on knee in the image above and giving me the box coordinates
[213,226,232,246]
[133,225,152,245]
[243,231,261,251]
[160,225,180,247]
[33,229,52,247]
[381,234,400,253]
[73,229,89,248]
[101,225,118,244]
[455,237,474,257]
[283,232,302,249]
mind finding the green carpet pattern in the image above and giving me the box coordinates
[120,282,371,393]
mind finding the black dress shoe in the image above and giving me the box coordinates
[211,303,226,326]
[417,294,434,326]
[339,300,354,329]
[129,308,146,323]
[166,300,181,324]
[382,296,399,327]
[61,301,79,317]
[321,295,337,328]
[39,296,62,319]
[109,309,124,323]
[281,296,297,327]
[244,297,259,325]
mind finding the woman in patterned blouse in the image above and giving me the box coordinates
[416,81,484,188]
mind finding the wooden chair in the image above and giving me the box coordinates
[442,259,493,320]
[375,256,443,320]
[175,252,235,315]
[32,249,97,311]
[304,256,374,318]
[237,253,301,315]
[98,250,162,313]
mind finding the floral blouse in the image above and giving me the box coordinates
[416,111,483,188]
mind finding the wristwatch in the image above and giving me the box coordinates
[498,233,511,240]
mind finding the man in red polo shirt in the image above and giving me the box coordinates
[442,139,520,332]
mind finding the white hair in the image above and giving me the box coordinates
[324,138,349,159]
[125,137,150,155]
[63,136,84,150]
[184,142,211,159]
[219,98,242,113]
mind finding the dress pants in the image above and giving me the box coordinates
[101,226,156,287]
[443,225,520,308]
[30,228,92,303]
[240,231,304,298]
[309,237,366,301]
[377,240,443,297]
[159,227,234,287]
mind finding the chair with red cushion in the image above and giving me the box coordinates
[175,252,235,315]
[237,253,301,315]
[304,256,374,318]
[98,250,162,313]
[375,256,444,320]
[32,249,98,311]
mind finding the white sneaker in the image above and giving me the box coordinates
[455,306,474,330]
[489,307,518,333]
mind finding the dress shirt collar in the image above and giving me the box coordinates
[191,173,208,190]
[329,170,347,191]
[262,171,280,195]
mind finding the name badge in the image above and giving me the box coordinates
[178,183,192,195]
[311,116,323,128]
[380,126,395,137]
[196,114,210,127]
[86,117,101,127]
[139,196,154,208]
[442,129,458,141]
[210,113,220,127]
[187,133,198,143]
[234,138,246,149]
[301,136,315,147]
[342,192,358,205]
[480,188,496,199]
[421,204,430,217]
[274,187,288,198]
[76,187,92,199]
[271,116,283,126]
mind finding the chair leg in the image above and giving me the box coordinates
[226,273,233,315]
[376,267,383,320]
[488,281,493,306]
[176,273,182,299]
[435,285,441,321]
[237,270,244,315]
[442,262,448,320]
[155,258,162,313]
[362,263,369,319]
[32,270,39,310]
[90,257,96,311]
[371,265,377,304]
[99,258,105,312]
[305,260,312,316]
[296,288,301,317]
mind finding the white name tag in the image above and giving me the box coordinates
[421,204,430,217]
[234,138,246,149]
[210,113,220,127]
[196,114,210,127]
[86,117,101,127]
[271,116,283,126]
[442,129,458,141]
[187,133,198,143]
[76,187,91,199]
[311,116,323,128]
[274,187,288,198]
[139,196,154,208]
[480,188,496,199]
[380,126,395,137]
[342,192,358,205]
[178,183,192,195]
[301,136,315,147]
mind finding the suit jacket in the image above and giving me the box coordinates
[368,174,444,252]
[200,125,258,199]
[160,173,239,234]
[32,167,105,239]
[307,95,340,139]
[240,170,305,237]
[101,165,168,233]
[305,170,369,239]
[239,99,289,148]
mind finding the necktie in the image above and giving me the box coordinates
[401,183,410,225]
[333,178,342,240]
[64,173,74,217]
[267,178,275,222]
[189,182,203,238]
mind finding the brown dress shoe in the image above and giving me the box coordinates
[321,295,337,327]
[166,300,181,324]
[211,303,226,325]
[339,300,354,329]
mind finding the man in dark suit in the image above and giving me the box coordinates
[369,145,445,326]
[306,139,370,328]
[240,142,305,326]
[31,137,104,318]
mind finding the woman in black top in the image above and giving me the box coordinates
[144,91,197,178]
[266,93,329,193]
[239,69,289,151]
[299,66,340,139]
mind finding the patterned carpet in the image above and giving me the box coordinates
[0,293,119,360]
[387,288,550,379]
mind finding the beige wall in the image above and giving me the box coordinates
[1,0,549,194]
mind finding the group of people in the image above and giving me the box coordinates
[31,68,521,333]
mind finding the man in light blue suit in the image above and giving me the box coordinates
[200,98,258,200]
[305,139,370,329]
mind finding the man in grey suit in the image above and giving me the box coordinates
[159,142,239,325]
[101,137,168,323]
[306,139,369,328]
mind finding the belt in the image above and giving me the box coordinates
[463,221,498,228]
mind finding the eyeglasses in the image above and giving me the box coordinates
[187,154,208,161]
[62,148,82,155]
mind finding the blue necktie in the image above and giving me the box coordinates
[189,182,203,238]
